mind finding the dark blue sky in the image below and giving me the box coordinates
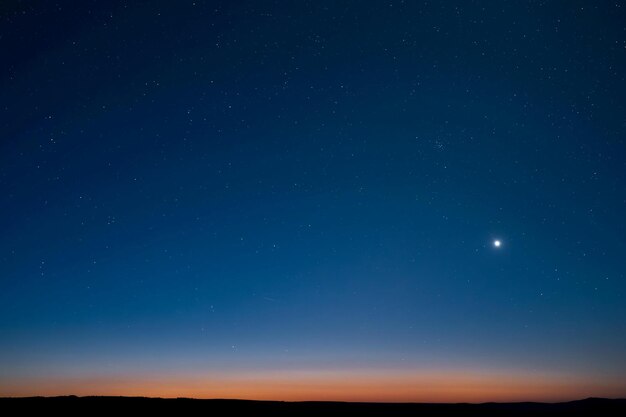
[1,1,625,401]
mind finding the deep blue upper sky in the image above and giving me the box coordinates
[1,0,625,400]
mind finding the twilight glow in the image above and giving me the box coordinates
[3,368,625,403]
[1,1,626,402]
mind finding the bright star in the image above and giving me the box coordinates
[493,239,502,248]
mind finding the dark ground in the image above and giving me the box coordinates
[1,396,625,416]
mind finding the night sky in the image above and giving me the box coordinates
[1,1,626,402]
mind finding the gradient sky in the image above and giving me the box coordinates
[1,0,626,402]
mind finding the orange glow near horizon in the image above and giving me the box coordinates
[2,368,624,403]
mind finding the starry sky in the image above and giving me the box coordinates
[1,1,626,402]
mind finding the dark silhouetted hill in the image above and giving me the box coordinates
[1,396,625,416]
